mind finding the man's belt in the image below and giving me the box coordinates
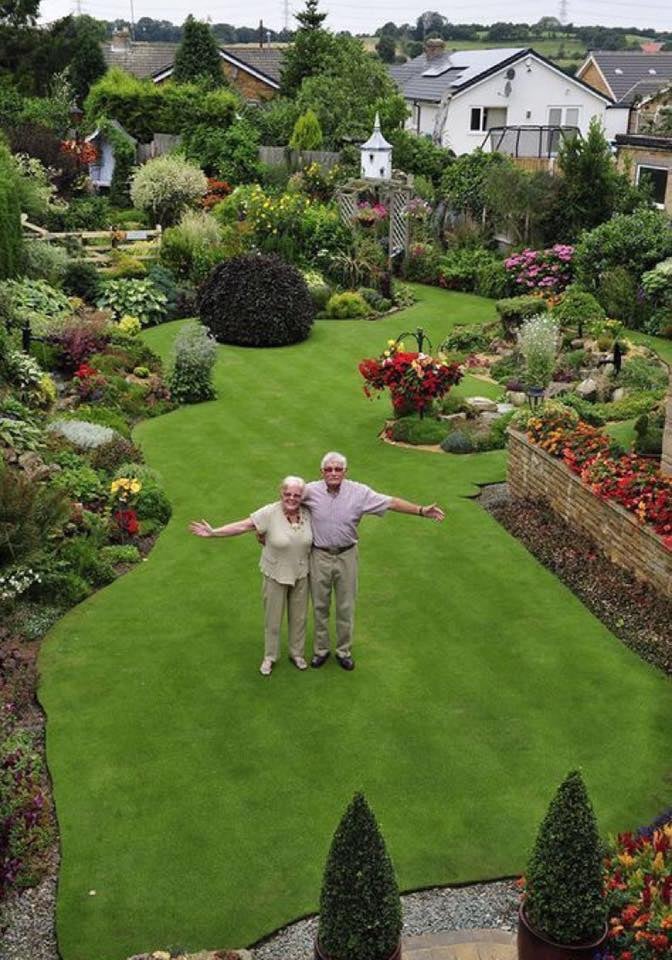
[314,544,356,555]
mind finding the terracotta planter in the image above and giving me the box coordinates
[518,906,608,960]
[315,938,402,960]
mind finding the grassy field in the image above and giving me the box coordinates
[39,286,672,960]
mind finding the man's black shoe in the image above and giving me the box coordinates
[310,652,330,668]
[336,655,355,671]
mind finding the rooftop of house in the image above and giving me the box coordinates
[584,51,672,103]
[389,45,527,103]
[101,32,284,84]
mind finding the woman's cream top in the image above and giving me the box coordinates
[249,501,313,586]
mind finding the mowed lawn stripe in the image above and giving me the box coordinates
[39,287,672,960]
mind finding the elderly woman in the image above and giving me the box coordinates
[189,477,312,676]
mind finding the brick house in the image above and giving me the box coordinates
[102,30,282,103]
[576,50,672,138]
[615,134,672,213]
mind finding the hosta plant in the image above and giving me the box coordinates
[97,278,168,326]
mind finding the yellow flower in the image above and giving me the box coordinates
[130,480,142,495]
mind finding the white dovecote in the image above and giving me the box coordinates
[360,112,392,181]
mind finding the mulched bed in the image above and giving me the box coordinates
[479,484,672,676]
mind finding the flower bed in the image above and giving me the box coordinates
[603,818,671,960]
[524,411,672,548]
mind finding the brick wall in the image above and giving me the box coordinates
[507,429,672,599]
[578,61,610,97]
[663,371,672,476]
[221,63,276,101]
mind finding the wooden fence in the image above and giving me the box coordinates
[21,217,162,267]
[258,146,342,170]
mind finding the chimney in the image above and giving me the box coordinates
[425,38,446,60]
[111,29,132,53]
[641,41,664,53]
[259,19,264,48]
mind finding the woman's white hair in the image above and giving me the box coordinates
[320,451,347,470]
[281,475,306,491]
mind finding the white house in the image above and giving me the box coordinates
[390,41,613,156]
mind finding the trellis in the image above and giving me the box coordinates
[335,176,414,262]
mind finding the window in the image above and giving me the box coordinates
[548,106,580,127]
[470,107,486,131]
[637,165,669,207]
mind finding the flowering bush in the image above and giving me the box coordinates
[110,476,142,539]
[73,363,107,401]
[523,410,672,548]
[359,340,462,415]
[505,244,574,295]
[0,566,41,607]
[602,819,671,960]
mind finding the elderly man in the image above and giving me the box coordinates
[302,451,445,671]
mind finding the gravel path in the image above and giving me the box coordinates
[252,880,519,960]
[0,878,518,960]
[0,876,59,960]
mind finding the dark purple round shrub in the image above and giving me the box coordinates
[198,253,315,347]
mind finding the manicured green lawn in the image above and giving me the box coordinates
[40,285,672,960]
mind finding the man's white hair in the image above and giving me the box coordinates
[320,451,348,470]
[281,475,306,490]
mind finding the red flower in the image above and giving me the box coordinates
[113,509,139,536]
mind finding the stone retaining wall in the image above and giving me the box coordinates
[663,370,672,476]
[507,429,672,599]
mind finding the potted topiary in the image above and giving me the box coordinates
[316,792,402,960]
[518,770,607,960]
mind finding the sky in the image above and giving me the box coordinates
[37,0,672,37]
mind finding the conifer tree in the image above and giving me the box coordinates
[280,0,333,96]
[173,15,224,86]
[289,109,322,150]
[318,793,402,960]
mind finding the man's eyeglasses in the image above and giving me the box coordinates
[323,466,345,473]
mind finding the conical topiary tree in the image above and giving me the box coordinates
[524,770,606,944]
[318,793,402,960]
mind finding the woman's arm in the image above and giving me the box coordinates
[189,517,256,538]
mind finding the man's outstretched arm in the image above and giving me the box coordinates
[388,498,445,522]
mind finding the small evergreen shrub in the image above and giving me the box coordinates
[135,486,172,525]
[63,261,101,302]
[318,793,402,960]
[199,254,315,347]
[633,412,664,455]
[441,429,475,454]
[325,291,368,319]
[496,295,548,338]
[618,357,669,392]
[475,258,510,299]
[441,325,490,353]
[63,405,131,438]
[168,320,217,404]
[524,770,606,944]
[551,285,605,337]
